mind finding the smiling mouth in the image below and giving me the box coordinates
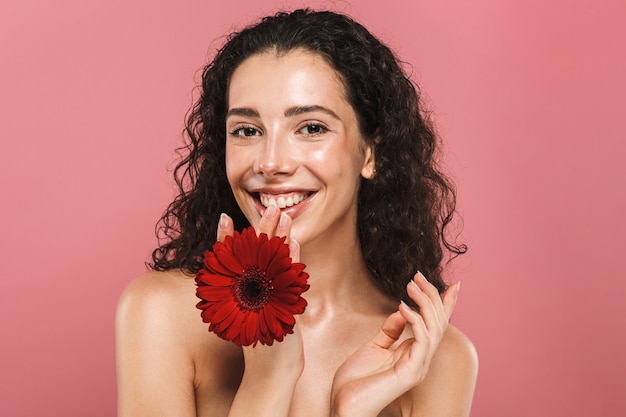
[258,192,313,209]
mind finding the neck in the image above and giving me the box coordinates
[298,232,396,319]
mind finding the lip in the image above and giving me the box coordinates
[249,189,316,220]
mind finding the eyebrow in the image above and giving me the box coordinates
[226,105,341,120]
[284,105,341,120]
[226,107,260,118]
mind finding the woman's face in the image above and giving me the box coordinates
[225,49,375,248]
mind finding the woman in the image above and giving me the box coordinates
[116,9,478,417]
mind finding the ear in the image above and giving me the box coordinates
[360,140,377,179]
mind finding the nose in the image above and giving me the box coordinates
[253,132,296,177]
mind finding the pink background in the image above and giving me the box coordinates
[1,0,624,416]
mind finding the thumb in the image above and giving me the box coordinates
[441,281,460,321]
[289,238,301,263]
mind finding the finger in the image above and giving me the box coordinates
[411,272,448,322]
[396,302,434,386]
[216,213,234,243]
[441,281,460,321]
[370,311,406,349]
[406,280,439,330]
[257,199,280,238]
[276,212,292,243]
[413,271,442,304]
[288,238,301,263]
[398,301,428,344]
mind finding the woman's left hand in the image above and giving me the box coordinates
[330,272,460,417]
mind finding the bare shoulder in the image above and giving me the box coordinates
[115,270,211,417]
[115,270,200,364]
[118,269,196,305]
[117,270,197,318]
[406,324,478,417]
[116,270,201,342]
[436,324,479,373]
[115,269,233,369]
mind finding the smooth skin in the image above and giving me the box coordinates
[116,50,478,417]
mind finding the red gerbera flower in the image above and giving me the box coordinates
[195,227,310,347]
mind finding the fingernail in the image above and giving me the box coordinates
[265,199,278,219]
[409,279,421,291]
[399,300,414,313]
[279,212,290,228]
[416,271,427,282]
[289,238,299,254]
[219,213,229,229]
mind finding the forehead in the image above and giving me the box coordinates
[227,49,349,107]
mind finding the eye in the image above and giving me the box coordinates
[230,126,262,137]
[297,123,327,135]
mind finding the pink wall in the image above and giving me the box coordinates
[1,0,624,415]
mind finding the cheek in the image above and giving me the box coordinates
[308,149,343,183]
[308,143,365,179]
[308,148,329,165]
[224,145,241,187]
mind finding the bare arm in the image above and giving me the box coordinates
[406,324,478,417]
[331,276,478,417]
[219,203,305,417]
[116,273,198,417]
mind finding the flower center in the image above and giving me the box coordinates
[234,266,273,311]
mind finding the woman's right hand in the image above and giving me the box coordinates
[218,201,304,417]
[330,274,460,417]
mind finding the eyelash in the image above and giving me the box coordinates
[229,126,262,137]
[297,123,328,136]
[228,122,329,138]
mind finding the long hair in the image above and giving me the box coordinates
[150,9,466,302]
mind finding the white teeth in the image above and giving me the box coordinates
[259,192,309,208]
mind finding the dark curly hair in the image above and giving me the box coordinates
[150,9,466,302]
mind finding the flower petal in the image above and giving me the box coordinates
[195,226,309,347]
[265,305,287,338]
[265,256,292,279]
[236,227,259,267]
[221,309,245,343]
[262,236,288,272]
[270,302,297,326]
[196,285,232,302]
[241,312,259,346]
[196,269,234,287]
[211,300,239,324]
[203,251,239,277]
[212,243,244,275]
[271,291,301,304]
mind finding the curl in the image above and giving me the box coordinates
[149,9,466,304]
